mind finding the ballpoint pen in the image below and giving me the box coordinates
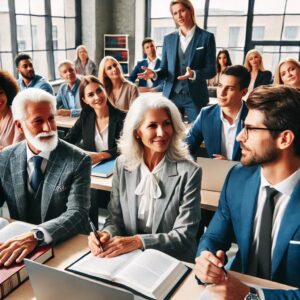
[89,220,103,252]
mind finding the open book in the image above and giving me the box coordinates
[91,159,116,178]
[67,249,190,300]
[0,219,54,299]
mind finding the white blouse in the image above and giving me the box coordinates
[94,123,109,152]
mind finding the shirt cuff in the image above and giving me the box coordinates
[257,288,265,300]
[153,72,158,81]
[136,235,146,250]
[189,70,196,81]
[36,226,53,244]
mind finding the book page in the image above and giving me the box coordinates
[115,249,187,299]
[0,217,9,230]
[0,221,35,242]
[68,250,142,281]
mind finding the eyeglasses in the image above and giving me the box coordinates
[241,121,285,140]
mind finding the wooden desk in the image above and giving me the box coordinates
[55,115,78,129]
[90,175,112,191]
[7,235,295,300]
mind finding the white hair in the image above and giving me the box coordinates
[12,88,56,121]
[118,95,189,171]
[57,59,74,70]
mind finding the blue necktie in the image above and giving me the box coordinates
[31,156,43,192]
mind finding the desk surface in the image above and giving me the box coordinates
[55,115,78,129]
[7,235,295,300]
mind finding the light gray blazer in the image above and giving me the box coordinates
[104,156,201,262]
[0,139,91,244]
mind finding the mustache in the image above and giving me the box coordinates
[36,131,56,139]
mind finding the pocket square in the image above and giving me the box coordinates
[196,46,204,50]
[289,240,300,245]
[55,184,67,192]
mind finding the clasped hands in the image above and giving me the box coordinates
[194,250,251,300]
[0,232,38,267]
[88,231,143,258]
[137,66,194,81]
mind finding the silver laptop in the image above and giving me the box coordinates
[197,157,238,192]
[24,259,141,300]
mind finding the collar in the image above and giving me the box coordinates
[68,77,81,92]
[26,142,51,163]
[220,102,243,124]
[260,167,300,198]
[147,57,158,65]
[179,25,196,39]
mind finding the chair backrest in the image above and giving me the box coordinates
[197,157,238,192]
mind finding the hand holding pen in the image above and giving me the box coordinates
[89,220,104,252]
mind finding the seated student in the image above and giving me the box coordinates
[15,53,54,95]
[186,65,250,161]
[88,95,201,262]
[195,85,300,299]
[56,60,81,117]
[128,37,163,93]
[74,45,97,76]
[0,70,24,150]
[273,57,300,89]
[64,76,125,226]
[98,56,139,111]
[0,88,91,267]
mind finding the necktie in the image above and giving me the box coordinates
[31,156,43,192]
[256,186,279,279]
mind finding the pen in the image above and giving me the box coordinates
[89,220,103,252]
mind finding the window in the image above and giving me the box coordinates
[0,0,80,81]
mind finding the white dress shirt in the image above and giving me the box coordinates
[94,123,109,153]
[220,105,242,160]
[179,25,196,53]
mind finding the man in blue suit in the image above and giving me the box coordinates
[186,65,250,161]
[195,85,300,299]
[138,0,216,123]
[129,38,163,92]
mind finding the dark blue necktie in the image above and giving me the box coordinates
[31,156,43,192]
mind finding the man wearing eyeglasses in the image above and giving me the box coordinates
[186,65,250,161]
[195,85,300,299]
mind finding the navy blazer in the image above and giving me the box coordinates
[197,164,300,299]
[254,69,272,88]
[186,102,248,160]
[64,102,125,158]
[129,58,163,91]
[156,26,216,108]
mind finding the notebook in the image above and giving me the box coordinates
[91,159,116,178]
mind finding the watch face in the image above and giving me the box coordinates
[34,230,44,241]
[245,293,259,300]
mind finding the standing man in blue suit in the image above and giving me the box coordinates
[129,37,163,93]
[195,85,300,299]
[138,0,216,123]
[186,65,250,161]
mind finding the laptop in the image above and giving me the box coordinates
[24,259,142,300]
[197,157,238,192]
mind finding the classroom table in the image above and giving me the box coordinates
[55,115,78,129]
[6,234,295,300]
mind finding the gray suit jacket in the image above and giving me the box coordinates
[104,156,201,262]
[0,139,91,244]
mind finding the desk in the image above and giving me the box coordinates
[55,115,78,129]
[90,175,112,191]
[7,235,295,300]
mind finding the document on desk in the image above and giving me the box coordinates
[67,249,190,300]
[91,158,116,178]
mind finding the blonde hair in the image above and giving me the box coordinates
[118,95,189,171]
[244,49,265,72]
[273,57,300,85]
[98,56,125,96]
[169,0,196,28]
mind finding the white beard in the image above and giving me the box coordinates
[23,125,58,152]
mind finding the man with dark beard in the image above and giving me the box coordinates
[15,53,54,95]
[195,85,300,299]
[0,88,91,267]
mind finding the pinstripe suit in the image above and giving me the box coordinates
[0,139,91,244]
[104,155,201,262]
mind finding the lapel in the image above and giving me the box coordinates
[10,142,28,220]
[40,141,66,221]
[272,182,300,274]
[124,167,140,233]
[188,26,200,66]
[232,102,248,160]
[210,106,222,155]
[169,32,179,73]
[84,110,97,151]
[240,167,261,271]
[152,158,180,233]
[108,104,118,149]
[154,58,161,70]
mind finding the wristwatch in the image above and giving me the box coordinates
[244,287,260,300]
[31,229,45,246]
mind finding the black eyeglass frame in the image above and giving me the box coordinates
[241,121,286,139]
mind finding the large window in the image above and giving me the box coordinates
[149,0,300,73]
[0,0,80,81]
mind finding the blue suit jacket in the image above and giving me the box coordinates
[197,164,300,299]
[156,26,216,108]
[129,58,163,91]
[186,102,248,160]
